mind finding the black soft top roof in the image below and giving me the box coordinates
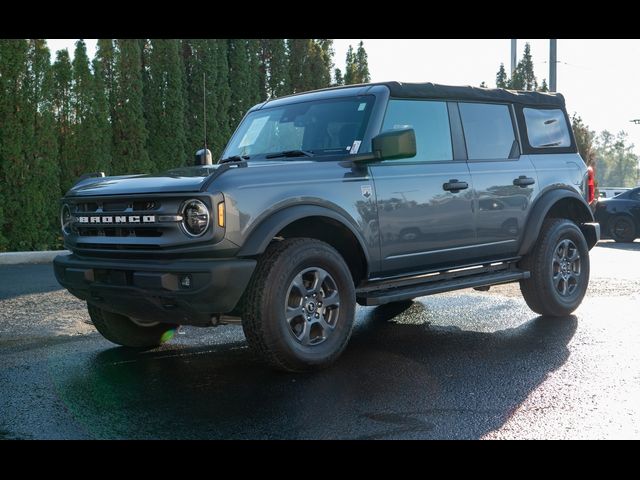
[381,81,565,107]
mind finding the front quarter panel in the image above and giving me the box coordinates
[215,161,381,273]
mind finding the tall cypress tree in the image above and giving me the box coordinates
[0,40,31,250]
[343,45,356,85]
[247,39,265,104]
[62,40,100,190]
[307,40,333,90]
[496,63,508,88]
[146,39,187,171]
[355,41,370,83]
[95,39,117,124]
[265,39,289,97]
[213,39,231,154]
[26,40,61,248]
[183,40,226,159]
[91,57,112,174]
[52,49,73,192]
[112,39,150,174]
[287,39,312,93]
[228,39,252,131]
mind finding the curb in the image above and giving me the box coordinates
[0,250,70,266]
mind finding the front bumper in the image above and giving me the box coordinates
[53,254,256,325]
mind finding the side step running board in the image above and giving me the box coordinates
[357,269,530,306]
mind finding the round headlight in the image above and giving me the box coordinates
[60,204,72,235]
[180,199,210,237]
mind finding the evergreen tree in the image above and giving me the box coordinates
[183,40,228,159]
[247,39,265,104]
[91,57,112,174]
[287,39,312,93]
[355,41,370,83]
[26,39,61,248]
[52,49,73,190]
[571,114,596,168]
[146,39,187,171]
[112,39,150,174]
[334,68,344,86]
[95,39,117,124]
[0,40,29,250]
[496,63,508,88]
[539,78,549,92]
[264,39,289,98]
[228,39,252,130]
[343,45,356,85]
[61,40,102,190]
[213,40,232,155]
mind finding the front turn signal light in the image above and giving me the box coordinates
[217,202,225,228]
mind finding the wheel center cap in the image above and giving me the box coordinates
[306,302,316,313]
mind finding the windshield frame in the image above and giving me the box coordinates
[220,88,389,162]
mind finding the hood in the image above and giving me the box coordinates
[65,159,328,197]
[67,165,222,196]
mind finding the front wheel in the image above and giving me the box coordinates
[241,238,356,372]
[519,218,590,317]
[88,304,177,348]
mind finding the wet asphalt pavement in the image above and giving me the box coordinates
[1,241,639,439]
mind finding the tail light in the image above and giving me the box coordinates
[587,166,595,204]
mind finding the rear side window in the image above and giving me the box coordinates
[381,99,453,162]
[459,103,517,160]
[523,108,571,148]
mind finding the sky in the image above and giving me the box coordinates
[47,39,640,155]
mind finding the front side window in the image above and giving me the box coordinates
[523,108,571,148]
[223,96,374,159]
[381,99,453,162]
[459,103,516,160]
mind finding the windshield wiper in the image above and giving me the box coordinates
[219,155,249,164]
[265,149,314,159]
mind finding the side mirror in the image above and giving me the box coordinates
[195,148,213,166]
[372,128,416,161]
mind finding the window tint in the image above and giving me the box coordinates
[459,103,516,160]
[523,108,571,148]
[381,100,452,161]
[223,96,374,158]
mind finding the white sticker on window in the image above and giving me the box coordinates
[238,116,269,148]
[358,103,367,111]
[393,124,412,130]
[350,140,362,154]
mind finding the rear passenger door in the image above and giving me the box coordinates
[458,102,539,259]
[370,99,476,275]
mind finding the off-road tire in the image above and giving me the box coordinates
[242,238,356,372]
[519,218,590,317]
[87,304,177,348]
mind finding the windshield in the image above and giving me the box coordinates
[222,96,375,160]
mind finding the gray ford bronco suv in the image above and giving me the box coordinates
[54,82,600,372]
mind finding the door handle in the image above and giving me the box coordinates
[513,175,535,187]
[443,179,469,193]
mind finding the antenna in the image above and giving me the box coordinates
[203,72,207,150]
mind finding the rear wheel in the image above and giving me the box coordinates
[519,218,590,317]
[242,238,356,372]
[87,304,177,348]
[609,216,636,242]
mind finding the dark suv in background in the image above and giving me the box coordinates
[54,82,600,372]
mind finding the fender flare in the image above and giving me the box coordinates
[237,204,371,266]
[518,188,595,256]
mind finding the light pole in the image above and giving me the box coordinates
[549,39,557,92]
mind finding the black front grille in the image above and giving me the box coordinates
[68,196,178,248]
[77,227,163,238]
